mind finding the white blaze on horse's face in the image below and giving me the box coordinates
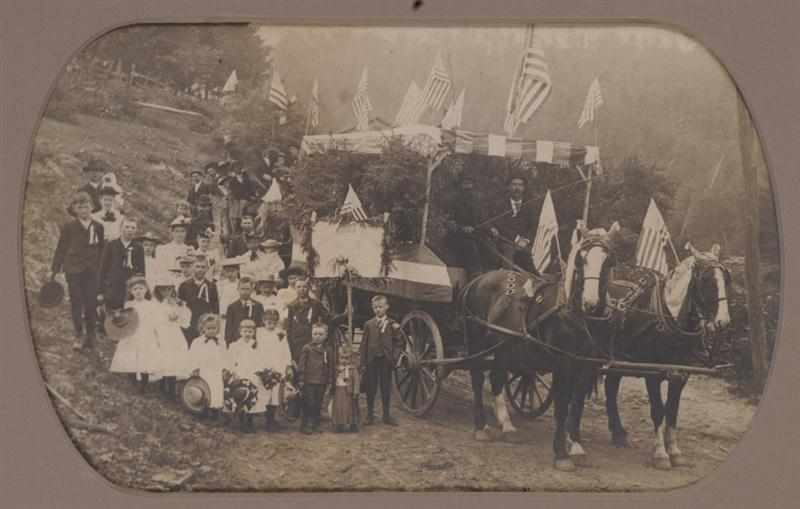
[581,245,607,312]
[713,267,731,330]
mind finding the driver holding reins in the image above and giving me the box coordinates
[486,174,536,273]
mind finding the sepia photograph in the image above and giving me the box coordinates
[22,22,779,492]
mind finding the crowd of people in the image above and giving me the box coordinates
[49,155,404,435]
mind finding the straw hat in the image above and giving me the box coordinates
[105,308,140,341]
[181,376,210,415]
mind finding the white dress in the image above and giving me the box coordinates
[109,299,163,374]
[91,209,124,241]
[241,250,284,282]
[186,336,227,409]
[144,256,161,293]
[228,337,270,414]
[155,242,189,274]
[153,301,190,379]
[257,327,293,406]
[255,293,287,322]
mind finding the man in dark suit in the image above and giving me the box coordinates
[445,174,484,279]
[223,277,265,346]
[77,159,107,213]
[178,255,219,344]
[187,168,213,217]
[486,174,536,272]
[359,295,403,426]
[286,277,328,362]
[98,217,145,312]
[51,191,105,350]
[226,213,257,257]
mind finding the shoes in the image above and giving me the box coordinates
[364,415,375,426]
[382,416,399,426]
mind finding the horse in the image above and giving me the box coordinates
[461,222,619,471]
[569,241,732,469]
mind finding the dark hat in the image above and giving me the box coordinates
[204,161,218,172]
[285,265,307,277]
[82,159,107,173]
[105,308,140,341]
[190,168,203,176]
[181,376,211,415]
[98,186,119,197]
[169,216,190,229]
[38,280,65,308]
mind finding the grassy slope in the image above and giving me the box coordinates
[24,113,240,491]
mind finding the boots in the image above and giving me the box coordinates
[264,406,276,432]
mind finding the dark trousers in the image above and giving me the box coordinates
[498,243,534,273]
[365,356,393,418]
[302,383,326,429]
[65,269,99,340]
[448,233,483,278]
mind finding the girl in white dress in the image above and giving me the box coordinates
[217,259,241,336]
[137,231,161,292]
[186,314,227,419]
[109,275,163,393]
[155,217,190,277]
[227,319,266,432]
[152,278,191,400]
[258,309,293,432]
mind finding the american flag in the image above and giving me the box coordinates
[440,88,465,129]
[577,77,604,129]
[308,78,320,130]
[420,53,452,112]
[394,80,424,126]
[269,70,289,125]
[504,26,552,137]
[352,67,373,131]
[531,190,560,273]
[635,199,671,275]
[340,184,368,222]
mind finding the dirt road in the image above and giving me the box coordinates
[30,299,755,492]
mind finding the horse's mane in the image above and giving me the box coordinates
[664,256,696,321]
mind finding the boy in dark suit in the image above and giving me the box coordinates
[298,322,334,434]
[225,213,257,257]
[99,217,146,315]
[286,277,328,362]
[486,174,536,272]
[51,191,105,350]
[187,168,212,216]
[178,255,219,345]
[224,276,265,346]
[77,159,107,213]
[359,295,403,426]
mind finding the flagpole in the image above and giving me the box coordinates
[582,110,598,223]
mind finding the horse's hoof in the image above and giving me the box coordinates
[474,429,492,442]
[554,458,577,472]
[669,453,687,467]
[612,433,631,448]
[653,455,672,470]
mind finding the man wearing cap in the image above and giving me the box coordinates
[99,217,145,315]
[485,174,536,272]
[445,174,484,279]
[286,277,328,362]
[78,159,108,213]
[92,185,125,241]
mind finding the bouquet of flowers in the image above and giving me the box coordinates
[222,369,258,414]
[255,368,284,390]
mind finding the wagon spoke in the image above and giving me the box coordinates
[419,373,431,400]
[519,379,529,410]
[535,373,551,392]
[531,381,543,407]
[396,369,412,389]
[409,376,419,408]
[512,378,523,402]
[402,373,416,403]
[420,342,433,359]
[421,367,437,385]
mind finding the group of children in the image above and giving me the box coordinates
[50,158,403,434]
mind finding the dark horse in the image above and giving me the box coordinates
[570,242,732,469]
[461,223,619,471]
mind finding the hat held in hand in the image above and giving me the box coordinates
[181,376,211,415]
[38,279,65,308]
[104,307,140,341]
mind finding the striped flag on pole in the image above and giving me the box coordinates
[340,184,368,222]
[531,190,560,273]
[441,88,465,129]
[269,70,289,125]
[308,78,320,130]
[352,67,373,131]
[707,154,725,190]
[394,80,424,126]
[577,77,604,129]
[504,26,552,136]
[420,52,452,112]
[635,199,671,275]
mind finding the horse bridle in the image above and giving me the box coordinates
[690,260,731,322]
[572,237,616,317]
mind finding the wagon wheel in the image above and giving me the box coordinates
[505,370,554,419]
[394,310,444,417]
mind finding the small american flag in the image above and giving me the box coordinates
[269,70,289,125]
[577,77,604,129]
[394,80,424,126]
[504,26,552,137]
[635,199,671,275]
[308,78,320,130]
[440,88,465,129]
[352,67,373,131]
[531,190,560,273]
[340,184,368,222]
[420,52,452,112]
